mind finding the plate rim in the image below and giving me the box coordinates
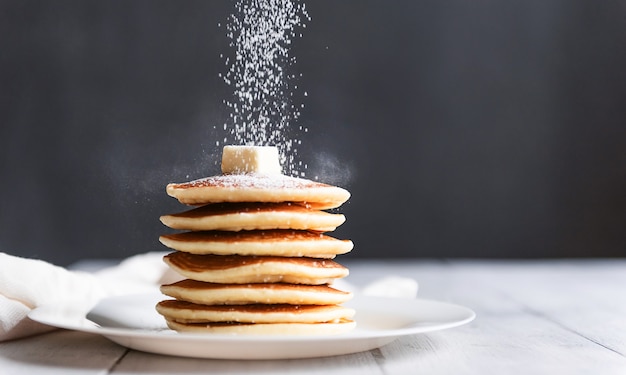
[28,294,475,358]
[29,294,475,340]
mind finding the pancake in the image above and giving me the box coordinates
[163,319,356,335]
[165,174,350,209]
[160,202,345,232]
[160,280,353,305]
[163,252,349,284]
[159,230,353,258]
[156,300,355,324]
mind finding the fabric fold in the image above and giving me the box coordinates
[0,252,169,342]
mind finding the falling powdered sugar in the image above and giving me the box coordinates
[218,0,310,176]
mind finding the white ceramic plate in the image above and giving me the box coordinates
[29,293,475,360]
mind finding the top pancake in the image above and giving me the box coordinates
[166,174,350,209]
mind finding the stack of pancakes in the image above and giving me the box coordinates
[156,173,355,334]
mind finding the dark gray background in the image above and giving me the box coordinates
[1,1,624,266]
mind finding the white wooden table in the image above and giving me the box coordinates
[1,259,625,374]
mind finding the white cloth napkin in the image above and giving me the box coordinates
[0,252,418,342]
[0,252,177,342]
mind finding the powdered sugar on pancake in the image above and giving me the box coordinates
[177,174,330,190]
[166,173,350,209]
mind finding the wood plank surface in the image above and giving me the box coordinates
[1,259,624,374]
[0,330,126,375]
[347,259,626,374]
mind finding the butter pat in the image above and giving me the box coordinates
[221,145,282,175]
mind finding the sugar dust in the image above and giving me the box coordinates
[218,0,310,176]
